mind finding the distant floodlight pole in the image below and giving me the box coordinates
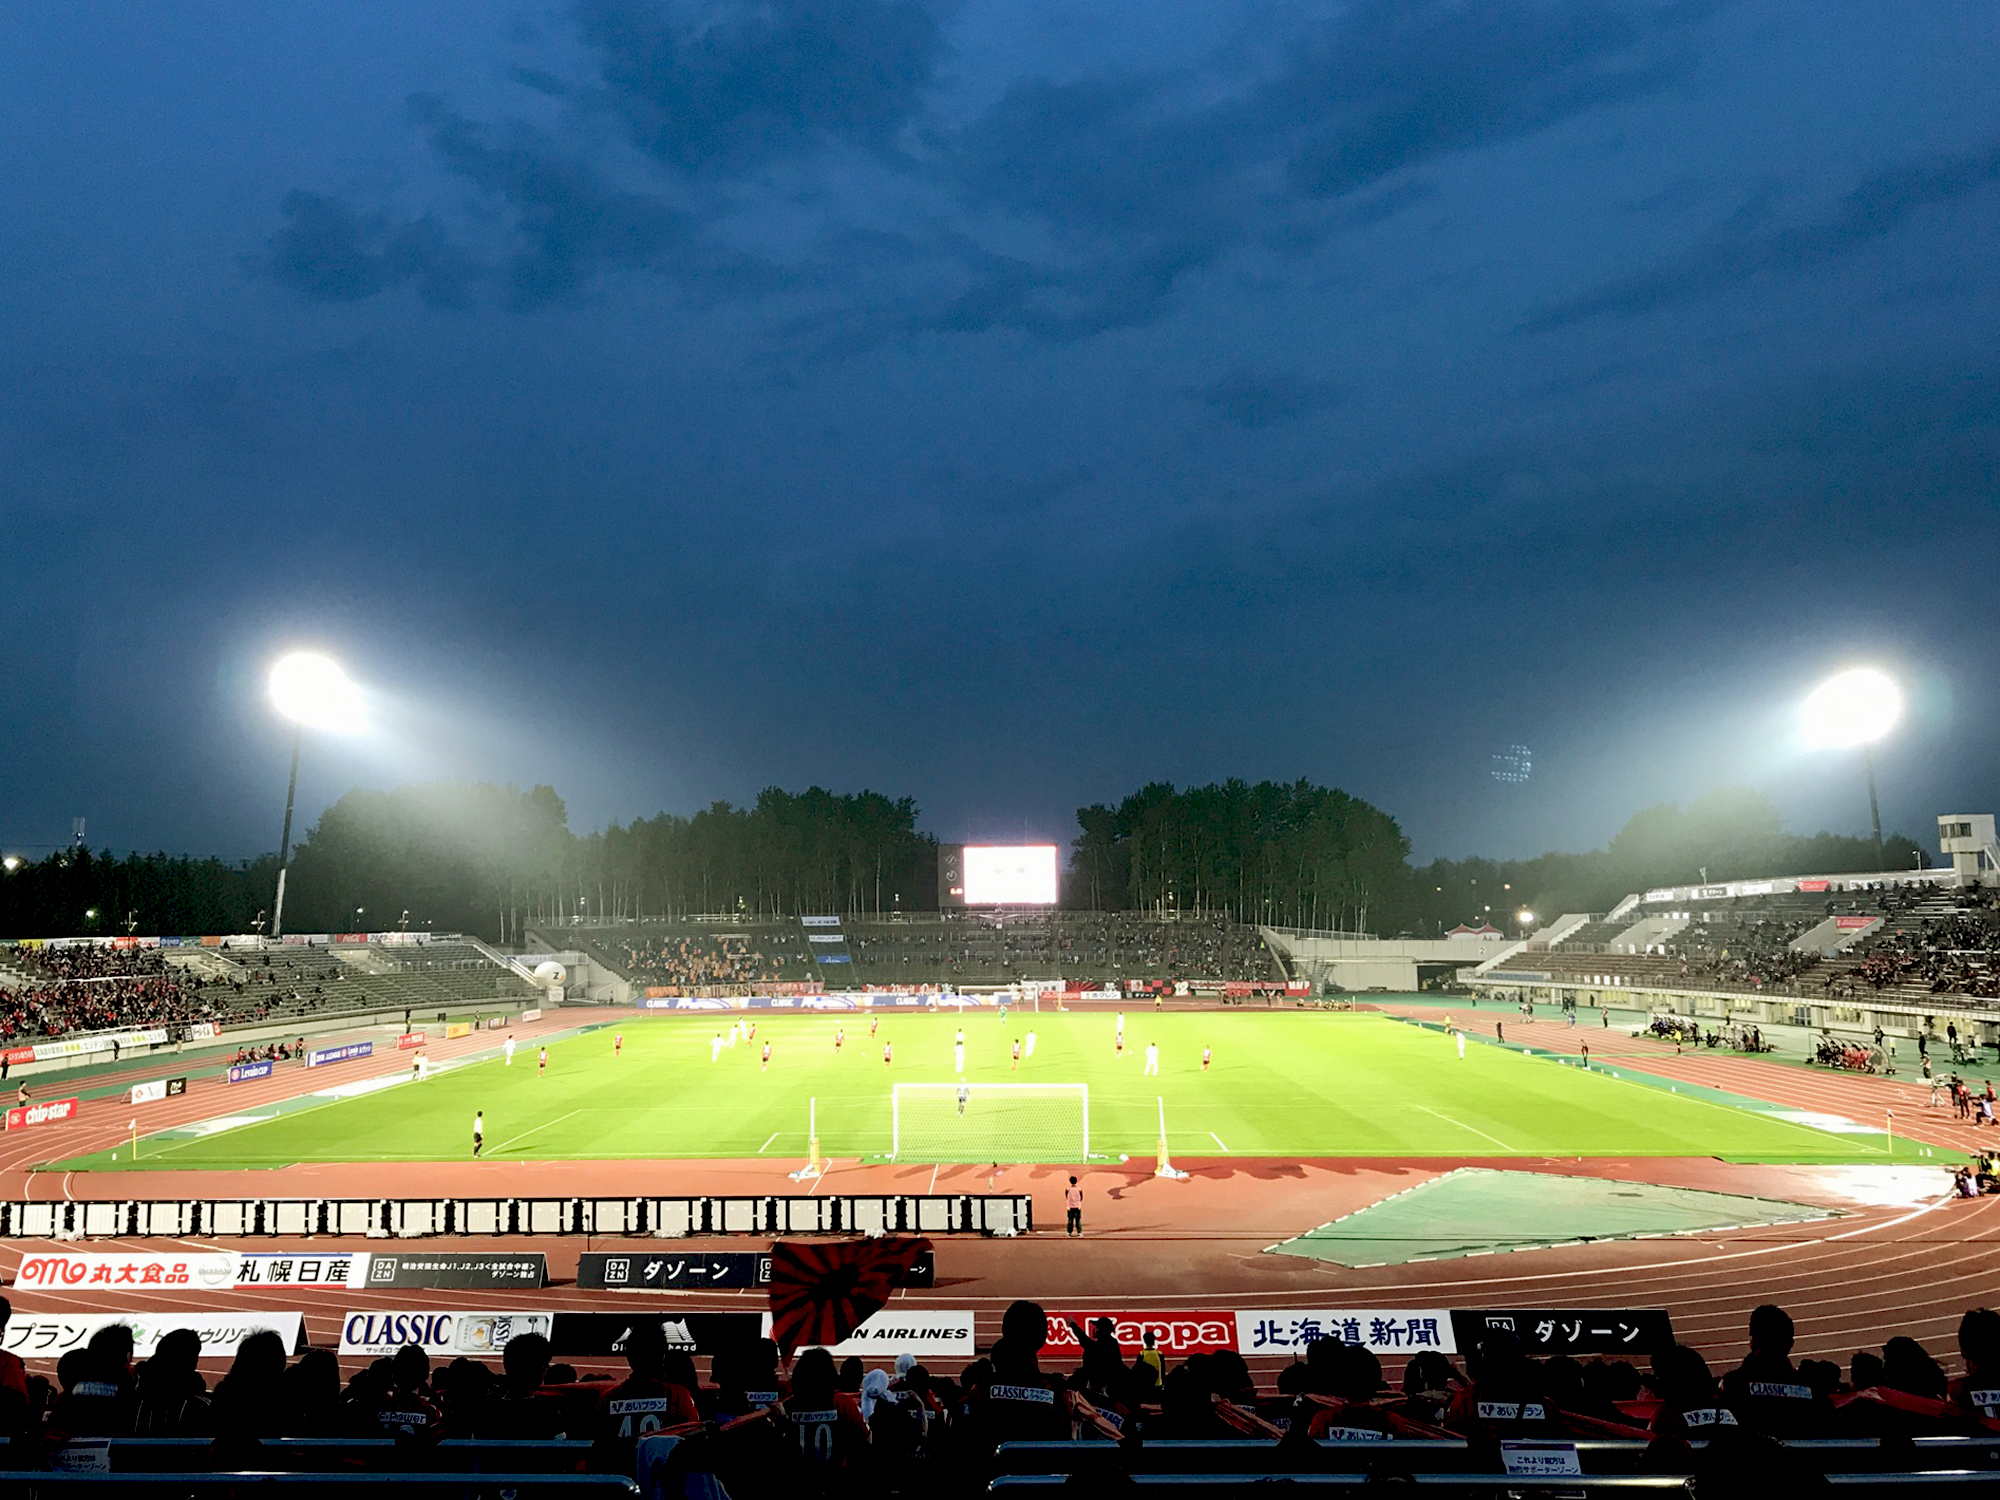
[266,651,364,938]
[273,725,302,938]
[1801,667,1901,871]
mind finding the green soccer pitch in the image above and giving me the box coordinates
[47,1011,1925,1172]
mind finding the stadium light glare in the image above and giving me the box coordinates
[1802,667,1901,869]
[269,651,364,733]
[1800,667,1900,749]
[1,855,21,872]
[1517,909,1536,927]
[266,649,365,939]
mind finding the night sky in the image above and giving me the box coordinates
[4,1,1996,865]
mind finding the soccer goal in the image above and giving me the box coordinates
[890,1083,1089,1163]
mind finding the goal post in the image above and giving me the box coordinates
[890,1082,1089,1164]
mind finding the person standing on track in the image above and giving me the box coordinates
[473,1110,484,1158]
[1064,1176,1083,1236]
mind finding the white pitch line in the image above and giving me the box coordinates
[487,1109,581,1158]
[928,1162,941,1195]
[1209,1132,1230,1153]
[1416,1104,1516,1153]
[757,1132,778,1154]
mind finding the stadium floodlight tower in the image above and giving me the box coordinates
[267,651,365,938]
[1801,667,1901,870]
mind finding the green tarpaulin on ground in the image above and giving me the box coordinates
[1268,1167,1837,1267]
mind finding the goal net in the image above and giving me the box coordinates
[890,1083,1089,1164]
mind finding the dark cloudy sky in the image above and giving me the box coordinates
[4,1,1996,866]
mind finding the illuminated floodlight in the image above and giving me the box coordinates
[1,855,21,872]
[1800,668,1900,749]
[269,651,365,733]
[1517,909,1536,927]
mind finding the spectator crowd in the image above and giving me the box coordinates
[4,1295,1998,1491]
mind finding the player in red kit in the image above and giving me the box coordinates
[538,1047,547,1076]
[834,1027,844,1052]
[1201,1046,1212,1072]
[1011,1038,1021,1071]
[883,1040,892,1068]
[615,1033,623,1056]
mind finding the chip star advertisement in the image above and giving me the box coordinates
[5,1097,80,1130]
[4,1313,303,1361]
[339,1311,552,1358]
[961,845,1059,906]
[757,1310,976,1359]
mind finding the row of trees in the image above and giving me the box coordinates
[0,779,1924,944]
[1070,779,1412,933]
[1411,788,1924,936]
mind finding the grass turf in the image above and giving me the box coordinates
[45,1011,1929,1171]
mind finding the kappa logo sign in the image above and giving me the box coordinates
[1049,1313,1237,1357]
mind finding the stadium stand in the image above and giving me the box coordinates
[1489,886,2000,1009]
[551,913,1286,991]
[0,937,535,1041]
[3,1298,1999,1494]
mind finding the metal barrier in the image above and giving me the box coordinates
[0,1437,594,1474]
[0,1192,1032,1239]
[0,1476,636,1497]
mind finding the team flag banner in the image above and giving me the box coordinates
[577,1249,933,1292]
[758,1308,975,1359]
[227,1060,274,1082]
[4,1312,303,1361]
[15,1252,238,1290]
[5,1097,80,1130]
[1449,1309,1674,1357]
[27,1029,168,1064]
[128,1077,187,1105]
[1235,1309,1458,1356]
[1050,1311,1238,1359]
[361,1252,547,1289]
[306,1041,373,1068]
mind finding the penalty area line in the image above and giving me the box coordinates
[488,1109,581,1158]
[1416,1104,1517,1154]
[1209,1132,1229,1153]
[757,1132,778,1154]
